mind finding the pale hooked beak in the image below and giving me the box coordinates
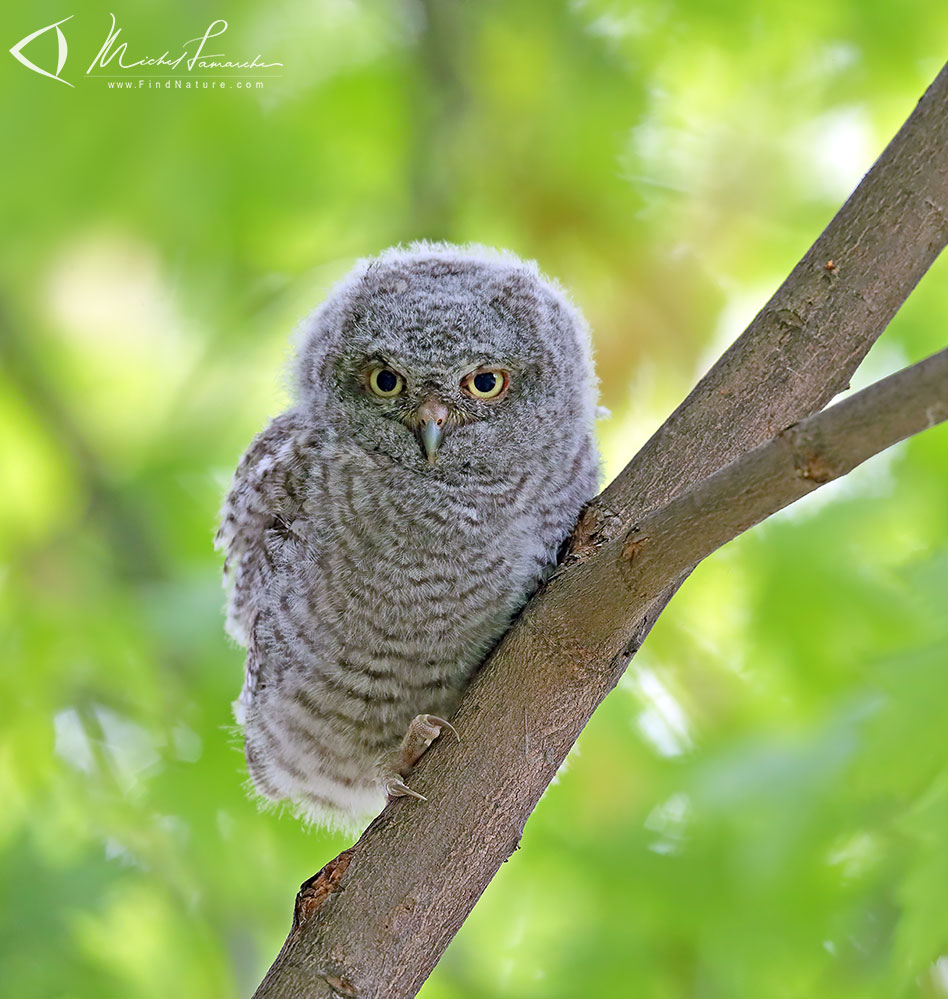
[415,398,450,464]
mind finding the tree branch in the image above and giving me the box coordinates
[253,61,948,999]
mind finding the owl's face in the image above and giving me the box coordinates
[295,244,596,483]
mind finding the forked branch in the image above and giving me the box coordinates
[254,61,948,999]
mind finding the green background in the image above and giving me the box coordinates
[2,2,947,996]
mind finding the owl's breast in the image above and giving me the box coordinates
[277,451,551,678]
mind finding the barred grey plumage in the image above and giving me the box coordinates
[216,242,600,826]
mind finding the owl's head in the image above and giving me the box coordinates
[294,242,597,481]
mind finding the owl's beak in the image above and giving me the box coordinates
[415,398,449,464]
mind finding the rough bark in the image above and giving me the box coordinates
[253,61,948,999]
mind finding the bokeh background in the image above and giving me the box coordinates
[2,1,948,996]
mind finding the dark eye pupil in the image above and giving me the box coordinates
[473,372,497,394]
[376,369,398,393]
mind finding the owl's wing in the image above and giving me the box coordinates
[215,410,316,653]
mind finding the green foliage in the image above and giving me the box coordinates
[1,1,946,996]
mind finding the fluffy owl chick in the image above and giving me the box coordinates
[216,242,600,827]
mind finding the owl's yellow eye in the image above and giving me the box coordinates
[461,368,509,400]
[368,366,405,398]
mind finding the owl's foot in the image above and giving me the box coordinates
[378,714,460,803]
[398,714,460,770]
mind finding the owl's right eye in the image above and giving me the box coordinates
[367,366,405,398]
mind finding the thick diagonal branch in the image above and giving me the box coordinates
[254,61,948,999]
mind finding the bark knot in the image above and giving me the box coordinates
[774,308,805,331]
[622,532,650,561]
[797,454,838,483]
[568,501,623,559]
[293,849,354,929]
[783,426,841,484]
[322,974,359,998]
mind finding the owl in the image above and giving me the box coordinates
[216,242,600,826]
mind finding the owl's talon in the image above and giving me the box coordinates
[397,713,459,772]
[386,778,427,802]
[424,716,461,744]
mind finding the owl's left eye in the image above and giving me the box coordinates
[367,366,405,397]
[461,367,510,400]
